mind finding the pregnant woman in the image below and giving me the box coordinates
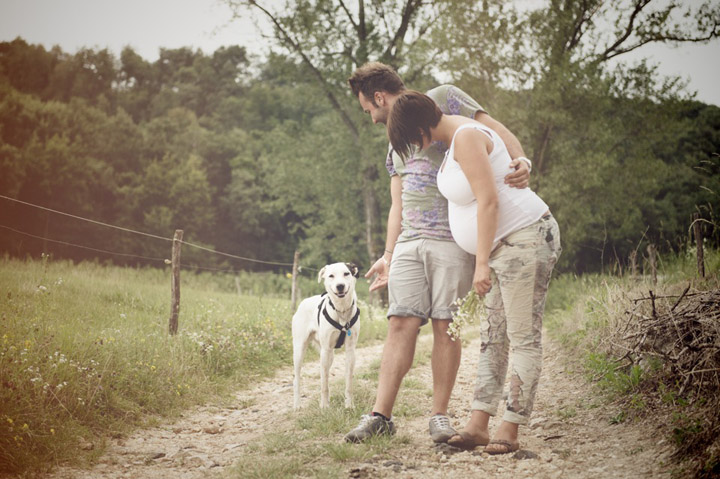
[387,91,561,455]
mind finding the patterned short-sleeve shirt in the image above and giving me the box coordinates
[387,85,486,242]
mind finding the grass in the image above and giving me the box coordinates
[0,255,388,475]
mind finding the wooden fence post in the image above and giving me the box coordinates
[647,243,657,285]
[291,250,300,312]
[168,229,183,335]
[693,213,705,278]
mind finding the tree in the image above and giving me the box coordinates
[224,0,458,263]
[434,0,720,271]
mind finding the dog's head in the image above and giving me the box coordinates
[317,262,359,299]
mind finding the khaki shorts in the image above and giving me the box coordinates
[387,238,474,325]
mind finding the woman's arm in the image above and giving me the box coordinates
[453,129,499,295]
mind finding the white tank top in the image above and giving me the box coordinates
[436,123,549,255]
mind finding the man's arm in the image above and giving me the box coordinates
[365,174,402,292]
[475,111,530,189]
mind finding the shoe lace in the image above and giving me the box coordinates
[356,414,374,428]
[430,414,450,430]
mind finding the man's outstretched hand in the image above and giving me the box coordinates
[365,257,389,292]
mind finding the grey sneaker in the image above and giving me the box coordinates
[344,414,396,443]
[428,414,457,443]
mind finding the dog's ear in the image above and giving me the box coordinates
[317,266,326,283]
[345,262,359,278]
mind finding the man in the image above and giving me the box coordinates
[344,62,531,443]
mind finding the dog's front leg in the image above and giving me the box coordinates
[344,344,356,408]
[293,338,308,411]
[319,347,334,409]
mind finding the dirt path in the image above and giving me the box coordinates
[366,338,675,478]
[49,341,387,479]
[49,333,675,479]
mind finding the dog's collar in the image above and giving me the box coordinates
[327,297,354,314]
[317,296,360,349]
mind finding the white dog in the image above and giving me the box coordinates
[292,262,361,410]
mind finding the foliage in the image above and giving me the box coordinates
[435,0,720,272]
[1,1,720,275]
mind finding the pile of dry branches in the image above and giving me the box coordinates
[608,286,720,477]
[612,286,720,399]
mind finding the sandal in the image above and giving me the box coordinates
[447,430,489,450]
[484,439,520,455]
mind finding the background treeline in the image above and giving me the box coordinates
[0,39,378,272]
[1,0,719,274]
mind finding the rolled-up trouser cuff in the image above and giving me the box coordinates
[429,308,453,321]
[471,401,530,425]
[502,410,529,425]
[387,306,429,326]
[471,400,498,417]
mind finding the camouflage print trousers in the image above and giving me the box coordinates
[471,214,561,425]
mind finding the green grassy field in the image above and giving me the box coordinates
[0,255,388,474]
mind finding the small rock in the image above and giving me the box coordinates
[349,465,376,478]
[434,443,462,456]
[203,425,222,434]
[513,450,538,460]
[149,452,166,460]
[172,427,183,434]
[79,441,94,451]
[182,455,209,468]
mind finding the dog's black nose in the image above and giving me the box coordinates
[336,284,345,292]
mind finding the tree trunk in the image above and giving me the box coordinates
[362,163,382,261]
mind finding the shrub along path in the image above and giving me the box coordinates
[49,332,675,479]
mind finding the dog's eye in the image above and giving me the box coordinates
[328,274,334,279]
[344,272,350,276]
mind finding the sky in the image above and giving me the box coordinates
[1,0,719,105]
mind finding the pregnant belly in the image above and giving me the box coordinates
[448,202,477,255]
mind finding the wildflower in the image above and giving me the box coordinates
[50,428,55,435]
[285,273,292,279]
[447,291,485,341]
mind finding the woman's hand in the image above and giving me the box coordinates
[473,263,492,296]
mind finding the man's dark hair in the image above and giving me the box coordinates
[347,62,405,106]
[387,90,443,160]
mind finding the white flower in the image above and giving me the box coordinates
[448,291,485,341]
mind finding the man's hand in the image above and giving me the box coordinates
[504,158,530,189]
[365,257,389,292]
